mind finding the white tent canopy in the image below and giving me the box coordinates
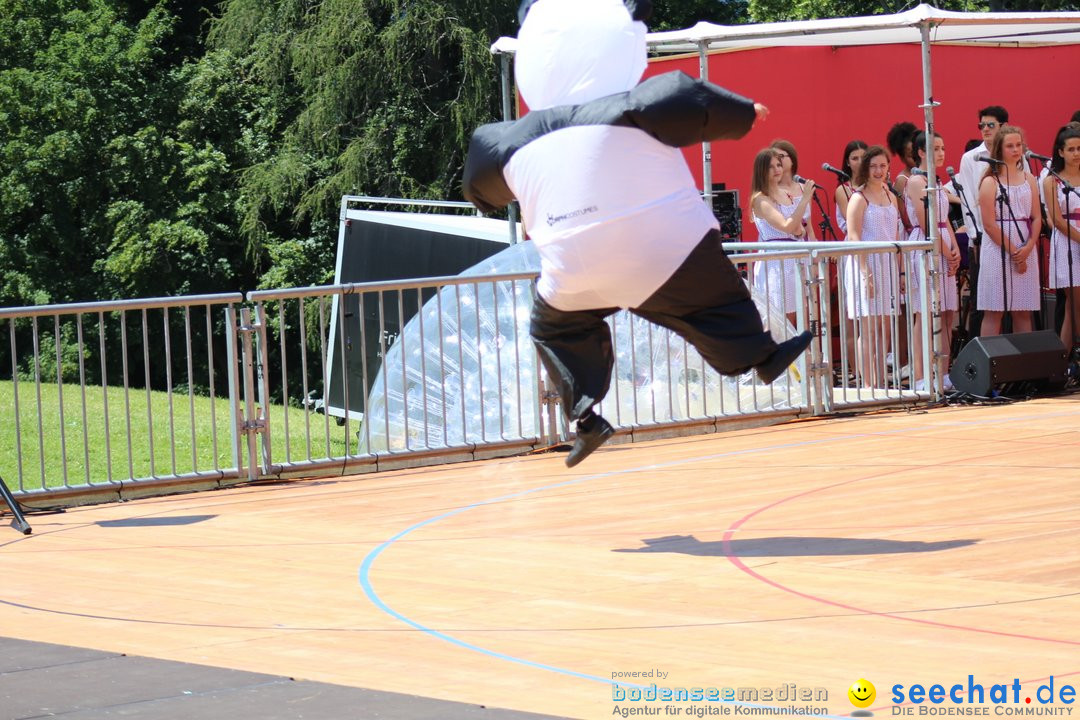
[488,4,1080,395]
[491,5,1080,54]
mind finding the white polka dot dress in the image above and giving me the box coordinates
[904,185,959,312]
[977,178,1040,312]
[845,195,901,319]
[753,197,807,314]
[1048,180,1080,289]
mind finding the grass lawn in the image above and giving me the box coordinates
[0,380,352,492]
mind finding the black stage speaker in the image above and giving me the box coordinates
[949,331,1069,396]
[710,186,742,241]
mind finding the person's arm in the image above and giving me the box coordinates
[794,184,815,238]
[835,185,852,226]
[958,152,982,232]
[753,193,808,237]
[894,174,914,232]
[462,121,517,214]
[802,197,817,241]
[978,174,1006,248]
[906,175,929,232]
[846,194,866,243]
[845,193,874,295]
[1016,173,1042,262]
[622,72,757,147]
[943,218,962,276]
[1042,174,1080,241]
[945,183,961,205]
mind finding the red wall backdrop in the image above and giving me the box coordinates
[643,43,1080,240]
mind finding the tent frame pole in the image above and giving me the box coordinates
[920,21,944,400]
[699,41,713,203]
[499,52,519,245]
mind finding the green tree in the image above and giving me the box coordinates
[650,0,749,30]
[0,0,270,390]
[0,0,254,306]
[206,0,519,289]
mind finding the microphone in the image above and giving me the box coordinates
[976,155,1004,166]
[911,167,929,177]
[1025,150,1053,163]
[946,166,963,190]
[821,163,850,182]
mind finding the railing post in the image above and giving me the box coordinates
[813,255,835,413]
[802,253,828,415]
[237,308,266,482]
[252,304,273,474]
[225,306,245,478]
[533,344,563,445]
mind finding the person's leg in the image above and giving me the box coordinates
[911,312,924,388]
[1059,286,1080,353]
[855,315,871,386]
[633,230,811,384]
[877,315,894,388]
[935,310,955,391]
[980,310,1003,337]
[530,295,617,422]
[1056,288,1067,337]
[529,295,617,467]
[1060,291,1073,351]
[1011,310,1033,334]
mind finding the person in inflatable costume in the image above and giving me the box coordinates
[463,0,813,467]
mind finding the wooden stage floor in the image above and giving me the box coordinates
[2,396,1079,719]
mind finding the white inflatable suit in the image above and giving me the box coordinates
[359,0,810,462]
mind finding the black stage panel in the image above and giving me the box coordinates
[326,213,511,419]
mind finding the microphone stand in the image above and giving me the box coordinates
[811,187,840,242]
[950,173,980,339]
[994,170,1017,321]
[805,185,839,381]
[993,163,1034,332]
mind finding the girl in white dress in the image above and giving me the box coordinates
[834,140,868,236]
[771,139,816,242]
[846,145,903,387]
[905,131,962,390]
[1041,123,1080,351]
[887,121,919,233]
[750,148,816,331]
[977,125,1042,337]
[835,140,867,380]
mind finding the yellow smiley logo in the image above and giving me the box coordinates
[848,679,876,708]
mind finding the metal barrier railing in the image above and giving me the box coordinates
[246,270,545,478]
[1,238,938,506]
[0,294,245,502]
[728,239,937,415]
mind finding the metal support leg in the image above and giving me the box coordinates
[0,476,31,535]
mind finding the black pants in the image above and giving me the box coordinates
[530,230,779,422]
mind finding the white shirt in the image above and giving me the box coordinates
[506,125,716,311]
[958,142,988,235]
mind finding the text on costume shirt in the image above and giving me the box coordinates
[506,125,716,312]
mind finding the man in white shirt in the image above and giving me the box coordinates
[957,105,1010,241]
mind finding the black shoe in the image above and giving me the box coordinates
[566,413,615,468]
[756,331,813,385]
